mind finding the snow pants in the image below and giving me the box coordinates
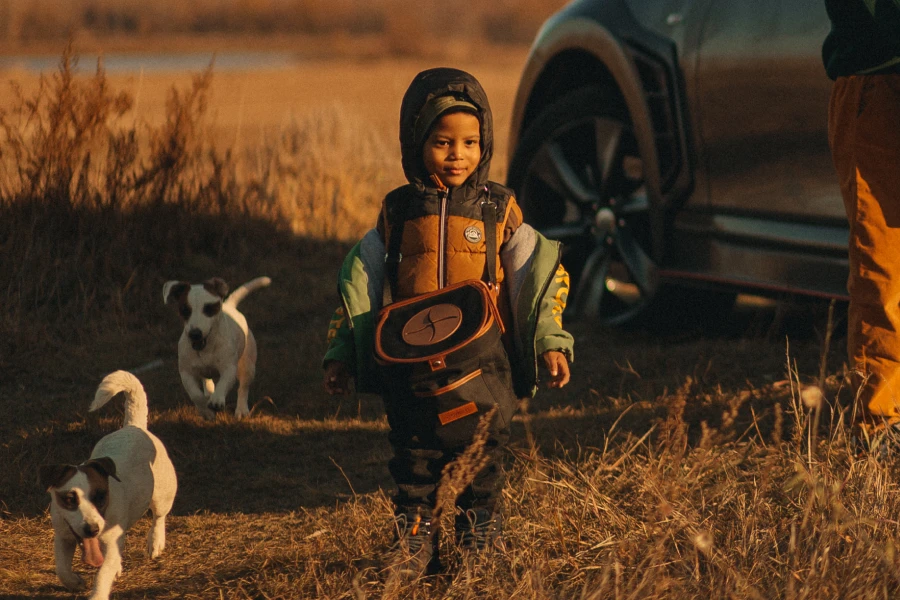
[828,73,900,431]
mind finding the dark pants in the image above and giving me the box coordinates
[382,359,519,515]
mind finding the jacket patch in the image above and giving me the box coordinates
[464,225,482,243]
[327,307,346,342]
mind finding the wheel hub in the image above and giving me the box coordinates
[593,207,616,237]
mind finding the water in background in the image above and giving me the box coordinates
[0,51,297,73]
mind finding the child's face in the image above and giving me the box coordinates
[422,111,481,188]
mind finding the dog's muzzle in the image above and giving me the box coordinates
[188,329,207,351]
[69,522,105,567]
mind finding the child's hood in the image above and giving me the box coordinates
[399,68,494,191]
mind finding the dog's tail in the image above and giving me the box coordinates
[90,371,150,430]
[225,276,272,308]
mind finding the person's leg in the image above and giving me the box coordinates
[385,394,442,511]
[452,416,510,513]
[829,74,900,433]
[444,381,517,552]
[382,394,442,575]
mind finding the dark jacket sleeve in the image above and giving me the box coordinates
[867,0,900,39]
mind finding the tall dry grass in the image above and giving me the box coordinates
[246,104,393,240]
[0,46,240,330]
[8,337,900,598]
[0,46,390,344]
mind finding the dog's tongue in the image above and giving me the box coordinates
[81,537,104,567]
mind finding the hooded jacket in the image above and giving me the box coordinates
[323,68,574,397]
[378,67,521,298]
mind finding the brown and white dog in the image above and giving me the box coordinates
[163,276,271,419]
[39,371,177,600]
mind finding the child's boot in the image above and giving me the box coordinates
[382,509,441,578]
[455,508,504,553]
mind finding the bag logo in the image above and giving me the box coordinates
[464,226,482,243]
[402,304,463,345]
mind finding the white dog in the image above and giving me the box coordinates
[39,371,177,600]
[163,276,270,419]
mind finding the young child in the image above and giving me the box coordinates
[322,68,574,574]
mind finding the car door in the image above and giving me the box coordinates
[693,0,842,223]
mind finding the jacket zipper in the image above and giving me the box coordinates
[437,187,449,289]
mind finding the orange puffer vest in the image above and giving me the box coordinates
[381,181,519,300]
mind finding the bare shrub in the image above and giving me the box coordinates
[0,44,404,370]
[0,45,275,337]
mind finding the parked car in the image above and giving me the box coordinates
[506,0,843,327]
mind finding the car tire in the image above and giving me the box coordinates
[508,85,734,330]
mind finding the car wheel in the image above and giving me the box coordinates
[508,86,660,326]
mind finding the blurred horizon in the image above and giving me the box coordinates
[0,0,569,60]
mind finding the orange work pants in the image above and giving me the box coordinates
[828,74,900,430]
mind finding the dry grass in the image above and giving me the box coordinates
[5,310,891,599]
[2,45,899,599]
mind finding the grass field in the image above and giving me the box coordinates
[2,42,900,599]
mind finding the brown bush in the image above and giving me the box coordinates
[0,45,289,336]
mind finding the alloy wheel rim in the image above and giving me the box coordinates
[519,114,659,325]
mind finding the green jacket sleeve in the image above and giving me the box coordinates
[321,232,385,394]
[534,262,575,363]
[323,304,355,369]
[505,226,575,397]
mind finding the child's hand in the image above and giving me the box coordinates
[541,351,570,389]
[323,360,352,395]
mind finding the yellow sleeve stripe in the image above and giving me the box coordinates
[326,307,346,342]
[551,265,569,328]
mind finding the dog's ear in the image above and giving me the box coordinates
[84,457,121,482]
[163,280,190,306]
[39,464,77,490]
[203,278,229,299]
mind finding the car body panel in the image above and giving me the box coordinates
[694,0,841,221]
[507,0,850,303]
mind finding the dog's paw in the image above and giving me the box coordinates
[207,397,226,412]
[59,570,86,591]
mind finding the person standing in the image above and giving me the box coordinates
[824,0,900,442]
[322,68,574,575]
